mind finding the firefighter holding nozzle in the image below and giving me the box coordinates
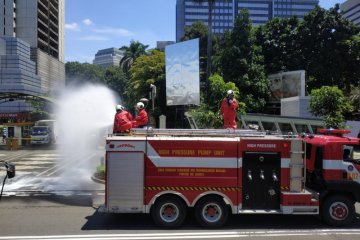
[132,102,149,128]
[220,90,238,129]
[113,105,133,134]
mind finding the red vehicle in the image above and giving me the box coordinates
[99,128,360,228]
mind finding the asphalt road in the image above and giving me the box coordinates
[1,147,360,239]
[0,195,360,240]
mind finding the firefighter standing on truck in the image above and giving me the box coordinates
[113,105,133,134]
[220,90,238,129]
[132,102,148,128]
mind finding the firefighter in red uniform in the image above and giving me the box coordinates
[132,102,148,128]
[113,105,133,134]
[220,90,238,129]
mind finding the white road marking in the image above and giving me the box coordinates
[1,230,360,239]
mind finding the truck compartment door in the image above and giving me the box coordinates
[242,152,281,210]
[107,152,144,212]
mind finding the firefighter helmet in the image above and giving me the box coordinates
[116,105,124,111]
[136,102,144,110]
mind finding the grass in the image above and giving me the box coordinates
[95,164,105,180]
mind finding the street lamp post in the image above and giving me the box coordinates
[150,84,156,112]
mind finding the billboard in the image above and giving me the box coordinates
[268,70,305,102]
[165,38,200,106]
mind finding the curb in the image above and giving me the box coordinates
[91,173,105,184]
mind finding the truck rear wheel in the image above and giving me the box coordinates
[151,196,186,228]
[195,196,229,228]
[321,195,355,226]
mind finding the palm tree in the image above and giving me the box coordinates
[120,40,149,75]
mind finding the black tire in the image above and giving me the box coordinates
[195,196,229,228]
[151,196,186,228]
[321,195,355,226]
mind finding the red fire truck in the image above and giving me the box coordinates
[99,128,360,228]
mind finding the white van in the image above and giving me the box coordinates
[30,120,58,145]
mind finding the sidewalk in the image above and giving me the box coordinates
[0,140,6,150]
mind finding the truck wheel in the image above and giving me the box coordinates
[195,196,229,228]
[321,195,355,226]
[151,196,186,228]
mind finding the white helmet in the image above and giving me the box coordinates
[136,102,144,109]
[227,90,234,95]
[116,104,124,111]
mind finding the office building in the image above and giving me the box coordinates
[176,0,319,41]
[0,37,41,95]
[156,41,175,51]
[341,0,360,26]
[0,0,65,92]
[0,37,42,113]
[93,48,124,67]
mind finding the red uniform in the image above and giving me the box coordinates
[220,97,238,129]
[132,109,148,128]
[113,110,133,133]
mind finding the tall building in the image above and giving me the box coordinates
[93,48,124,68]
[176,0,319,41]
[341,0,360,26]
[0,0,65,92]
[0,37,42,112]
[156,41,175,51]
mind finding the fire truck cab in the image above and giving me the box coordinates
[99,128,360,228]
[304,129,360,226]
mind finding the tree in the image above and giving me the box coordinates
[126,50,166,120]
[65,62,105,85]
[217,9,269,112]
[103,66,129,101]
[309,86,353,128]
[65,62,128,102]
[191,74,245,128]
[192,0,228,90]
[347,84,360,120]
[192,0,215,84]
[120,40,149,75]
[298,5,360,91]
[255,16,301,74]
[337,35,360,92]
[182,21,209,87]
[27,95,53,121]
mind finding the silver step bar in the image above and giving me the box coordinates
[130,128,267,137]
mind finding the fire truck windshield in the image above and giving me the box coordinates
[353,146,360,160]
[343,145,360,164]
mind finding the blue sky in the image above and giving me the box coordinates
[65,0,346,63]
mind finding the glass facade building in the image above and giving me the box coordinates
[93,48,124,68]
[0,0,65,92]
[176,0,319,41]
[341,0,360,26]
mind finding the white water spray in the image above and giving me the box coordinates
[4,84,118,192]
[49,84,117,191]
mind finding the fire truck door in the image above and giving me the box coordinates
[107,152,144,212]
[242,152,281,210]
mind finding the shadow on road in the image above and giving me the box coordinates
[81,209,360,230]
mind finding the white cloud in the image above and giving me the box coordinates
[65,23,80,31]
[92,27,134,37]
[78,35,109,41]
[83,19,93,26]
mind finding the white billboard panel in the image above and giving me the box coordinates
[165,38,200,106]
[268,70,305,102]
